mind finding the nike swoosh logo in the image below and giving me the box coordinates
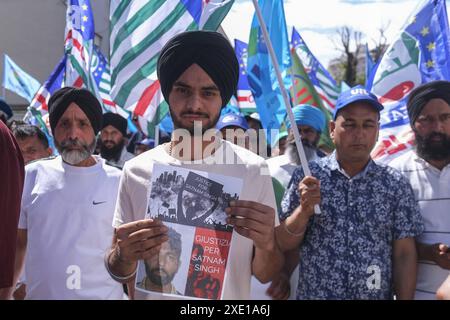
[92,201,107,205]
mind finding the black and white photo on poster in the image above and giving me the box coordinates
[147,163,244,232]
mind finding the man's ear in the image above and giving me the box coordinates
[329,120,336,140]
[46,147,53,157]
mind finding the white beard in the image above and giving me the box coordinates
[57,138,96,165]
[286,141,317,165]
[60,149,92,165]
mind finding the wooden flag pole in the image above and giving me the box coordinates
[251,0,321,214]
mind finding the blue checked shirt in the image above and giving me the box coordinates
[281,152,424,300]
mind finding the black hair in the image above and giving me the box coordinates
[167,227,182,259]
[12,124,49,149]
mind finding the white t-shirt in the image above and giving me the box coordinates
[19,156,124,300]
[266,154,301,300]
[389,150,450,300]
[267,154,298,189]
[113,140,277,300]
[267,151,319,189]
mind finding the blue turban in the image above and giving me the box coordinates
[287,104,326,133]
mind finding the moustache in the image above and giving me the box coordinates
[60,139,88,150]
[150,268,168,277]
[287,138,314,148]
[181,112,209,117]
[102,140,116,146]
[425,132,447,142]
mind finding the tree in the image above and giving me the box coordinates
[370,23,390,63]
[328,24,389,87]
[336,26,362,86]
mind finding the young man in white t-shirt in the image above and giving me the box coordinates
[389,81,450,299]
[106,31,284,300]
[6,87,124,300]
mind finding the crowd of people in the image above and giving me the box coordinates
[0,30,449,300]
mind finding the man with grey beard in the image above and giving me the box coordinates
[267,104,326,200]
[5,87,124,299]
[389,80,450,300]
[265,104,326,300]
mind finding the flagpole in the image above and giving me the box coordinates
[251,0,321,214]
[2,54,6,99]
[155,124,159,147]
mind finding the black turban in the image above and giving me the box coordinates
[407,80,450,126]
[102,112,127,137]
[48,87,103,135]
[157,30,239,107]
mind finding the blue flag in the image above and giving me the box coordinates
[365,43,377,89]
[29,55,66,115]
[247,0,291,143]
[340,81,351,93]
[25,55,67,155]
[370,0,450,162]
[3,54,41,102]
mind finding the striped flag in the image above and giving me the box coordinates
[23,55,67,153]
[91,46,130,119]
[234,39,256,114]
[65,0,134,129]
[289,47,333,151]
[109,0,234,138]
[64,0,96,90]
[291,27,340,113]
[25,55,66,133]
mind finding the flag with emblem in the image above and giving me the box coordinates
[234,39,257,114]
[64,0,96,90]
[3,54,41,102]
[91,45,130,119]
[291,27,340,113]
[109,0,234,138]
[247,0,291,143]
[369,0,450,162]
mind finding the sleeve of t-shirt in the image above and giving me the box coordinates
[280,166,304,221]
[392,175,424,240]
[112,163,132,228]
[18,200,27,230]
[18,168,34,230]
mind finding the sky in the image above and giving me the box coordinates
[221,0,440,67]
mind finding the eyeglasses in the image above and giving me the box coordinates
[415,113,450,126]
